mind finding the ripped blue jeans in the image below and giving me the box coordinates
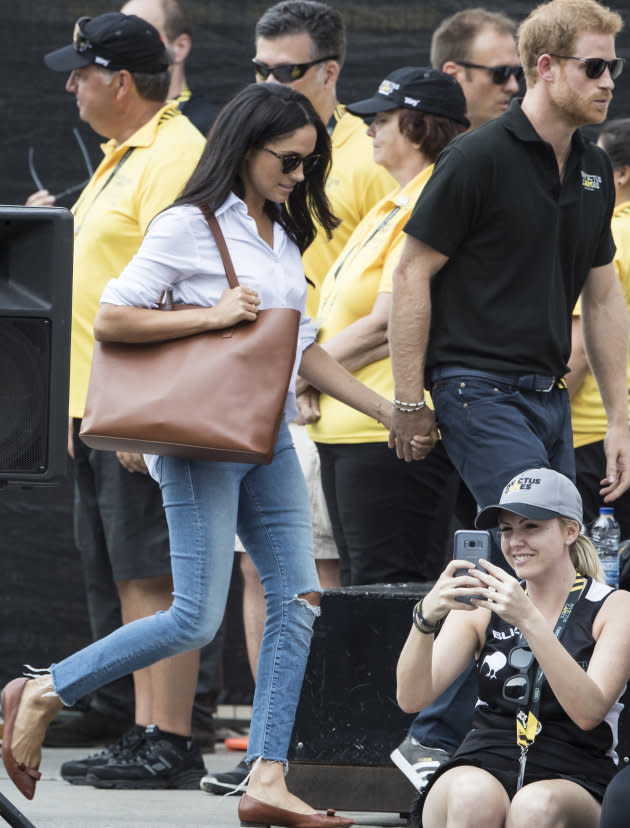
[51,419,321,766]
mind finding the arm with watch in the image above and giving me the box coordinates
[395,558,489,715]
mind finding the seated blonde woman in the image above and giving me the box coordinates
[396,468,630,828]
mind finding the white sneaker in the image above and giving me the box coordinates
[390,735,450,791]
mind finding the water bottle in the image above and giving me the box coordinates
[590,507,621,588]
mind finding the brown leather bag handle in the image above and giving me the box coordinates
[199,204,239,290]
[158,204,239,312]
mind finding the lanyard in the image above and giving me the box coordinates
[312,205,402,335]
[327,104,345,136]
[72,147,135,236]
[514,572,586,790]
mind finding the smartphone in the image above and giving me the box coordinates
[453,529,490,603]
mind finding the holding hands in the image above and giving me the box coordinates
[295,386,321,425]
[388,406,439,462]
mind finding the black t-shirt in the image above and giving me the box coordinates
[403,100,615,382]
[179,91,219,137]
[456,577,621,788]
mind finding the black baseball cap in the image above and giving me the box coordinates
[347,66,470,128]
[44,13,171,74]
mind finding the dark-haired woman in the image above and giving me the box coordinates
[302,67,469,586]
[1,83,419,826]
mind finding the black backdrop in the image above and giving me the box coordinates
[1,0,630,685]
[2,0,630,209]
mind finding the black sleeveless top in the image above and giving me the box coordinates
[454,577,622,786]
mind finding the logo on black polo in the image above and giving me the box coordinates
[581,171,602,191]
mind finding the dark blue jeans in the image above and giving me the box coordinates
[600,764,630,827]
[410,368,575,753]
[430,369,575,509]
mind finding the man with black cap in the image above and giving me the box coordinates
[41,12,208,790]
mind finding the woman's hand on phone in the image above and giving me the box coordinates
[467,559,531,625]
[422,560,487,622]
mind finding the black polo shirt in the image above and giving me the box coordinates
[403,99,615,382]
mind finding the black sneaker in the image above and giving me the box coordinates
[44,708,134,747]
[86,725,206,789]
[199,757,249,795]
[61,724,146,785]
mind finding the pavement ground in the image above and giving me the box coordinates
[0,742,406,828]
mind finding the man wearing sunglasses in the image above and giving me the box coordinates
[391,0,629,521]
[40,11,210,791]
[390,0,629,786]
[431,8,522,131]
[253,0,395,318]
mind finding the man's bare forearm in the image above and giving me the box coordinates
[583,264,629,427]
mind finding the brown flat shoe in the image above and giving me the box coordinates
[238,793,354,828]
[1,678,42,800]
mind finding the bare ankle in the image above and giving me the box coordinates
[24,676,63,720]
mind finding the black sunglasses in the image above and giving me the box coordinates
[549,54,625,80]
[456,60,524,85]
[73,16,93,54]
[28,127,94,201]
[252,55,338,83]
[262,147,321,175]
[502,645,535,704]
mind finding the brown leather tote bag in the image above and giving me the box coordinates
[79,207,300,464]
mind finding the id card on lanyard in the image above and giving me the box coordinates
[513,573,586,790]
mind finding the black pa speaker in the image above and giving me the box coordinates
[0,206,73,485]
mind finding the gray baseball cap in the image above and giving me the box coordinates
[475,468,583,529]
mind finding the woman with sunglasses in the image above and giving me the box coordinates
[396,467,630,828]
[301,66,469,587]
[2,82,422,827]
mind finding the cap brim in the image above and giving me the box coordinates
[44,45,91,72]
[475,503,561,529]
[346,96,401,116]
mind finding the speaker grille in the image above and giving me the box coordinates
[0,318,51,474]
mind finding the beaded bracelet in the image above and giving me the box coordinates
[393,398,426,413]
[412,597,443,635]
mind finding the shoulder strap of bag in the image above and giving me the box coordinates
[199,204,239,290]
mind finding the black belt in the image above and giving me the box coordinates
[429,366,561,392]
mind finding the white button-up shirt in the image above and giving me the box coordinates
[101,192,317,437]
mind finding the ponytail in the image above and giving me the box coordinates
[559,518,605,582]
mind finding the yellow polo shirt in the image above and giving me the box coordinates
[69,104,204,418]
[570,200,630,446]
[308,165,433,444]
[302,106,395,319]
